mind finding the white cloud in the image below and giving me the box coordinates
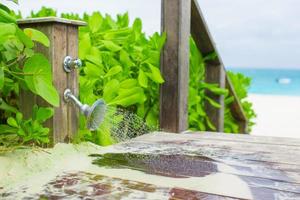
[3,0,299,68]
[198,0,300,68]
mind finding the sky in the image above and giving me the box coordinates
[2,0,300,69]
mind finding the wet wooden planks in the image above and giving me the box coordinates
[2,172,241,200]
[122,132,300,199]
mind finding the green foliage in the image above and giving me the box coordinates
[77,12,166,145]
[30,6,56,18]
[0,105,53,146]
[188,38,228,131]
[0,3,58,148]
[24,54,59,106]
[225,72,256,133]
[19,7,256,147]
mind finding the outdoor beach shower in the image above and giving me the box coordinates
[63,56,106,131]
[64,89,106,131]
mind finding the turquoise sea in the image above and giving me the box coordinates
[228,68,300,96]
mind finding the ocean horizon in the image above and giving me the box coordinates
[227,67,300,96]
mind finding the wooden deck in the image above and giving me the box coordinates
[103,132,300,199]
[2,132,300,199]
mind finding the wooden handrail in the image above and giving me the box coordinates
[191,0,248,133]
[226,76,248,133]
[160,0,248,133]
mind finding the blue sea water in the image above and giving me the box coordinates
[227,68,300,96]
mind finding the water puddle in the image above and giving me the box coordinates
[91,153,218,178]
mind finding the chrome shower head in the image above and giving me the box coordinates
[86,99,106,131]
[64,89,107,131]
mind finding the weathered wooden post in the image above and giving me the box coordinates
[160,0,191,133]
[18,17,86,144]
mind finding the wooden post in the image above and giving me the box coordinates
[191,0,225,132]
[226,77,248,133]
[18,17,86,145]
[160,0,191,133]
[204,64,226,132]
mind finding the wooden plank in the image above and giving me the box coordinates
[160,0,191,133]
[51,23,68,144]
[17,17,86,26]
[193,131,300,146]
[67,25,79,141]
[190,0,220,60]
[92,132,300,199]
[18,19,84,145]
[226,76,248,133]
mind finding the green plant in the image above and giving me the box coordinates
[30,6,57,18]
[1,105,53,146]
[24,7,256,146]
[76,12,165,145]
[188,37,228,131]
[225,72,256,133]
[0,2,59,148]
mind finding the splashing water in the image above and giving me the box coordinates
[94,105,157,143]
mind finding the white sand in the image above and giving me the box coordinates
[248,94,300,138]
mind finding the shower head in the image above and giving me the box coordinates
[86,99,106,131]
[64,89,107,131]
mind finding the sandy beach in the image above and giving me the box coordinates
[248,94,300,138]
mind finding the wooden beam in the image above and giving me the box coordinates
[18,17,86,145]
[190,0,219,62]
[190,0,225,131]
[204,64,226,131]
[160,0,191,133]
[226,76,248,133]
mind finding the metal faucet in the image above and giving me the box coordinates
[63,89,106,131]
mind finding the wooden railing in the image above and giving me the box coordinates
[160,0,248,133]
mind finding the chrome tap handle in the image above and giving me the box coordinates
[63,56,82,73]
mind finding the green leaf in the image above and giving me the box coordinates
[24,28,50,47]
[104,65,122,78]
[103,79,119,102]
[16,27,34,48]
[7,0,18,4]
[0,4,11,13]
[205,116,216,131]
[24,54,59,107]
[7,117,18,128]
[16,112,23,123]
[0,67,4,90]
[138,69,148,88]
[89,12,102,33]
[0,124,17,135]
[86,55,102,65]
[79,33,91,59]
[120,79,137,89]
[146,107,158,127]
[102,40,121,52]
[109,87,146,107]
[0,23,16,38]
[0,98,18,113]
[147,63,164,83]
[120,50,134,67]
[36,107,54,123]
[84,62,103,78]
[204,96,221,108]
[0,8,16,23]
